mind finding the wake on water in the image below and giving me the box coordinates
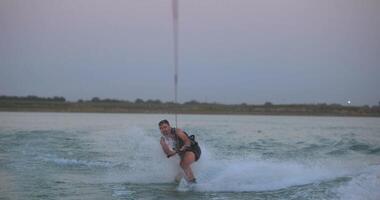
[90,127,380,199]
[29,126,380,199]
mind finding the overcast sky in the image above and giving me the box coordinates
[0,0,379,105]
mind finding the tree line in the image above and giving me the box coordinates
[1,95,380,108]
[0,95,379,116]
[0,95,66,102]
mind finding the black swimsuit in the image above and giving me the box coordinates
[171,128,201,161]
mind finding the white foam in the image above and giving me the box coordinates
[192,157,354,192]
[111,185,135,197]
[336,165,380,200]
[93,127,360,192]
[98,127,182,184]
[49,126,376,194]
[177,178,196,192]
[39,155,112,168]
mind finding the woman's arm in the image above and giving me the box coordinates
[160,137,176,157]
[176,129,191,151]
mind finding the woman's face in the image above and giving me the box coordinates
[159,123,171,135]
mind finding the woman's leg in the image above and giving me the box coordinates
[174,171,183,183]
[180,151,196,181]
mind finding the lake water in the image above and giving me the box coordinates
[0,112,379,200]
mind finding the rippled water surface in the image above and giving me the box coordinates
[1,112,379,200]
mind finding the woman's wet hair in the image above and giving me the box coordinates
[158,119,170,126]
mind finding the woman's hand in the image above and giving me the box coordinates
[167,151,177,158]
[179,145,190,152]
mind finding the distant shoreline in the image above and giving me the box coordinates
[1,110,380,118]
[1,100,379,118]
